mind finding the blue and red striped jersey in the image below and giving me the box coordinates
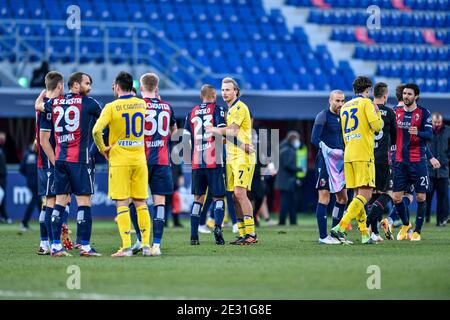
[184,102,226,170]
[44,93,102,164]
[395,105,432,163]
[143,97,176,166]
[36,97,55,169]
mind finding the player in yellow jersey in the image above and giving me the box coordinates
[330,76,382,244]
[92,71,152,257]
[206,77,257,245]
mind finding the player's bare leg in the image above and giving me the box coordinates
[233,186,257,245]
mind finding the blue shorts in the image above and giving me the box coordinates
[315,155,330,191]
[148,165,173,195]
[393,160,429,194]
[37,167,56,197]
[54,161,94,195]
[191,167,225,197]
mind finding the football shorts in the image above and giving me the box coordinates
[109,164,148,200]
[54,161,94,196]
[226,162,255,192]
[191,167,225,197]
[393,160,429,194]
[375,162,393,192]
[38,167,56,197]
[344,160,375,189]
[148,165,174,195]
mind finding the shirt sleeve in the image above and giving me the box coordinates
[389,108,397,147]
[418,108,432,140]
[183,114,191,134]
[311,111,326,148]
[39,111,53,131]
[86,97,102,118]
[92,104,111,153]
[215,105,226,128]
[170,105,176,127]
[366,100,383,132]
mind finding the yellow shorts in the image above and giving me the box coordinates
[344,161,375,189]
[108,164,149,200]
[226,162,255,192]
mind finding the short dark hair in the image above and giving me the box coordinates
[395,84,405,102]
[404,83,420,96]
[352,76,372,94]
[45,71,63,91]
[373,82,388,99]
[68,72,92,88]
[115,71,133,92]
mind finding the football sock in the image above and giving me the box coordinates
[136,205,151,246]
[332,202,346,228]
[39,206,48,241]
[44,205,54,244]
[369,194,392,235]
[214,200,225,227]
[129,203,142,242]
[226,191,237,224]
[116,206,131,249]
[51,204,67,250]
[415,201,426,234]
[403,196,411,221]
[244,215,255,236]
[339,195,367,231]
[395,200,410,226]
[190,202,202,239]
[77,206,92,246]
[388,205,398,224]
[153,205,165,245]
[316,202,328,239]
[356,202,369,236]
[237,219,245,237]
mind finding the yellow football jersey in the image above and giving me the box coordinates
[93,95,147,167]
[226,99,255,164]
[340,96,382,163]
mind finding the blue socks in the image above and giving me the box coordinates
[332,202,346,228]
[394,200,410,226]
[44,205,54,244]
[39,206,48,241]
[153,205,165,245]
[316,203,328,239]
[129,203,142,242]
[214,200,225,228]
[403,196,411,221]
[190,202,202,239]
[77,206,92,246]
[51,204,67,245]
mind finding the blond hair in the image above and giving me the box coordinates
[200,84,216,99]
[140,73,159,92]
[222,77,241,97]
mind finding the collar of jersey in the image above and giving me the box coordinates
[230,98,240,108]
[118,94,134,99]
[201,102,214,107]
[352,94,365,99]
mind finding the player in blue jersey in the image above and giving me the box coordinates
[393,83,432,241]
[140,73,177,256]
[311,90,348,244]
[184,84,227,245]
[36,72,102,256]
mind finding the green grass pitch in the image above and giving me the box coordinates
[0,216,449,300]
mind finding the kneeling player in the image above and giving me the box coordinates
[185,85,227,245]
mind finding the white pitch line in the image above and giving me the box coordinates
[0,290,211,300]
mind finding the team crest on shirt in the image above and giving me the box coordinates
[320,179,326,187]
[415,114,420,121]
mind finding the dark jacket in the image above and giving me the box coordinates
[428,125,450,178]
[275,141,298,191]
[20,149,38,190]
[0,148,6,187]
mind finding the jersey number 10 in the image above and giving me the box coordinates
[122,113,144,138]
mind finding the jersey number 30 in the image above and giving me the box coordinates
[342,108,359,133]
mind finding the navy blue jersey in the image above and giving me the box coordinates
[44,93,102,164]
[311,109,344,150]
[395,105,432,163]
[36,97,55,169]
[184,102,226,169]
[143,97,176,166]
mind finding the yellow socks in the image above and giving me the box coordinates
[339,195,367,231]
[116,206,131,249]
[244,215,255,236]
[237,219,246,237]
[136,205,151,247]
